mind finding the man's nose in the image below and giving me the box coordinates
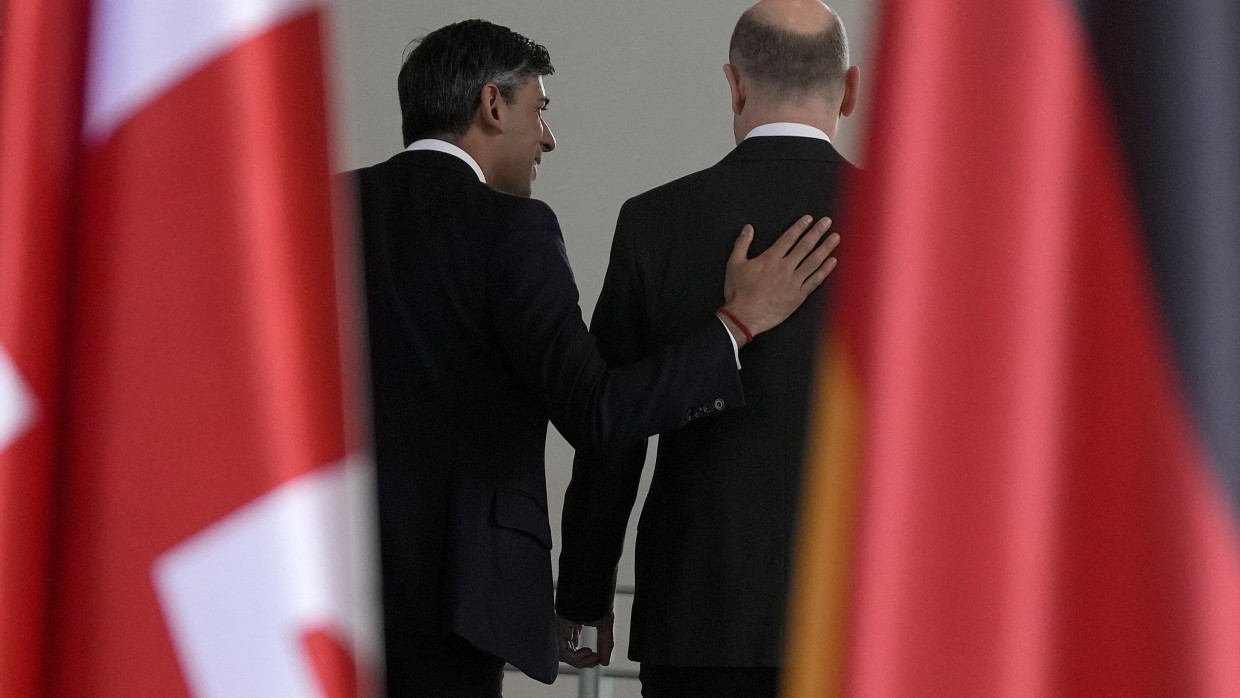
[541,121,556,152]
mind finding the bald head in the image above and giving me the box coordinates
[745,0,837,33]
[729,0,849,103]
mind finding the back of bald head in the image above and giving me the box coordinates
[729,1,849,104]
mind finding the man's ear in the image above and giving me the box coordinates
[840,65,860,118]
[475,82,506,133]
[723,63,745,116]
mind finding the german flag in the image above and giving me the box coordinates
[786,0,1240,695]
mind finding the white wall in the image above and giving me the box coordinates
[326,2,875,694]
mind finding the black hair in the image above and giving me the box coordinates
[398,19,555,147]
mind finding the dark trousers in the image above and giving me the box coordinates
[639,664,779,698]
[385,631,505,697]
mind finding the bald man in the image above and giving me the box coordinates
[555,2,860,696]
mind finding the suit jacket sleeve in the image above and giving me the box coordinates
[556,199,660,622]
[487,198,743,451]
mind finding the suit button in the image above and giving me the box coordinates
[686,411,695,421]
[714,398,725,410]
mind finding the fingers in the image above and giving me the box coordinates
[767,215,815,257]
[795,232,840,281]
[786,217,832,264]
[729,224,755,266]
[560,645,602,669]
[596,624,615,666]
[557,616,597,668]
[558,616,580,646]
[557,613,615,668]
[801,256,838,292]
[594,613,615,666]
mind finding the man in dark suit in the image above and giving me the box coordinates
[345,18,839,697]
[555,2,861,696]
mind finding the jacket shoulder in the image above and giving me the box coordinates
[624,164,720,213]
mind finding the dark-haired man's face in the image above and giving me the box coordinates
[492,76,555,197]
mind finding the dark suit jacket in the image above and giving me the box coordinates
[556,136,855,667]
[346,149,745,684]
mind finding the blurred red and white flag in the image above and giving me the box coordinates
[0,0,379,695]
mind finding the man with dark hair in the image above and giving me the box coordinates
[555,2,860,697]
[395,19,556,196]
[344,18,838,697]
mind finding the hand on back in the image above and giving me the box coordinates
[718,215,839,346]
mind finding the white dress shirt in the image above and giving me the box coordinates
[743,121,832,142]
[405,138,486,182]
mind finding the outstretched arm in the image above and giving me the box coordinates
[487,200,837,450]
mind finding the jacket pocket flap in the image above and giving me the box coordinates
[491,489,553,549]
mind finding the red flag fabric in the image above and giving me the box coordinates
[786,0,1240,695]
[0,1,378,695]
[0,1,88,693]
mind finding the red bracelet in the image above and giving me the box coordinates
[716,306,753,344]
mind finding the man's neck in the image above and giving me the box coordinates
[734,106,838,144]
[455,130,500,186]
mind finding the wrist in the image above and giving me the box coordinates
[716,306,753,347]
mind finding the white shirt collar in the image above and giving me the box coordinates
[405,139,486,183]
[743,122,832,142]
